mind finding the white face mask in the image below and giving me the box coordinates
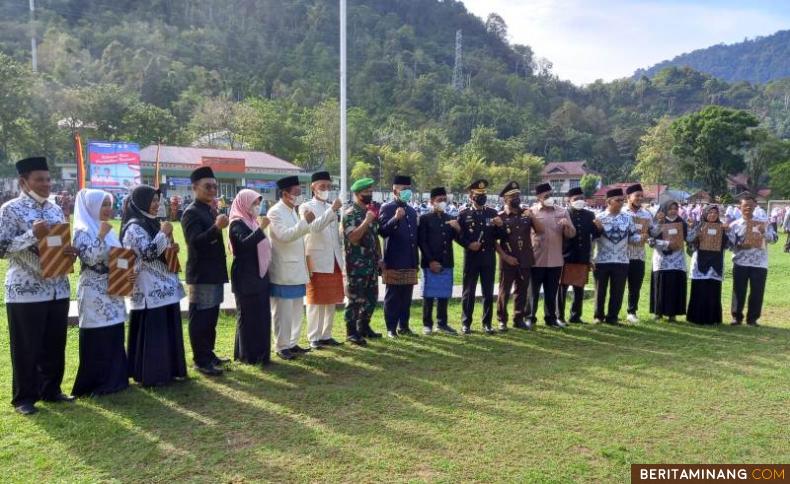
[250,203,261,217]
[26,189,48,204]
[316,190,330,201]
[435,201,447,212]
[571,200,586,210]
[542,197,555,207]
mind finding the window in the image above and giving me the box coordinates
[570,179,580,188]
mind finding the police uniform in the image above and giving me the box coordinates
[458,180,501,332]
[496,181,536,330]
[557,187,599,323]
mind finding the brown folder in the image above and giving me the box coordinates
[38,223,74,279]
[561,263,590,287]
[632,216,651,246]
[661,222,684,251]
[698,223,724,252]
[108,247,136,296]
[743,220,765,249]
[165,246,181,273]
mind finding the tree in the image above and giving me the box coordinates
[740,128,790,194]
[671,106,759,196]
[768,161,790,199]
[0,53,33,164]
[485,13,509,44]
[633,116,682,188]
[580,174,601,197]
[350,160,374,181]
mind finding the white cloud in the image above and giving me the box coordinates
[462,0,788,85]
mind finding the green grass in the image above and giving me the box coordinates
[0,232,788,482]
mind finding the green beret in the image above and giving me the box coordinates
[350,178,375,192]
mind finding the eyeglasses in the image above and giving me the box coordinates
[612,198,624,203]
[202,183,218,190]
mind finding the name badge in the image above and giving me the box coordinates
[752,226,761,233]
[46,235,62,247]
[668,229,678,235]
[117,258,129,270]
[634,223,643,230]
[707,228,718,236]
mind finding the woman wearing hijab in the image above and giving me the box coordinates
[71,189,131,397]
[121,185,187,386]
[648,200,688,321]
[228,189,273,365]
[686,205,729,325]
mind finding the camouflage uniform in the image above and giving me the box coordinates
[342,203,380,337]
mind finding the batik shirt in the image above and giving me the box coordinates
[74,229,127,327]
[727,218,778,269]
[651,219,688,272]
[623,205,655,261]
[342,203,380,278]
[593,211,641,265]
[122,224,185,310]
[0,193,70,303]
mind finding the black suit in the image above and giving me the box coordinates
[418,211,458,328]
[558,208,599,322]
[181,200,228,367]
[458,207,501,329]
[229,220,271,364]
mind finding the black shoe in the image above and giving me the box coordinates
[15,403,37,415]
[309,341,325,350]
[43,393,76,403]
[321,338,344,346]
[730,320,742,326]
[498,323,508,332]
[483,325,495,335]
[437,325,458,335]
[363,328,383,339]
[290,345,311,354]
[569,319,584,324]
[524,321,534,330]
[461,325,471,335]
[212,356,231,365]
[386,331,399,339]
[747,321,760,326]
[513,321,527,330]
[194,364,223,376]
[548,320,566,328]
[347,335,367,346]
[398,328,415,336]
[277,349,296,360]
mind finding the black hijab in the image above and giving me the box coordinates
[121,185,162,241]
[655,200,688,255]
[693,204,725,275]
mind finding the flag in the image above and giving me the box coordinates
[153,142,161,189]
[75,133,86,190]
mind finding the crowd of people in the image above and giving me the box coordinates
[0,156,784,416]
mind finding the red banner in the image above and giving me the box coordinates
[201,157,245,173]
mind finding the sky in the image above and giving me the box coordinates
[461,0,790,85]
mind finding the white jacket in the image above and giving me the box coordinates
[299,197,345,274]
[266,200,310,286]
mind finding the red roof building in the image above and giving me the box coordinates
[540,160,596,194]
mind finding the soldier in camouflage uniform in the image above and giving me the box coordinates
[342,178,383,345]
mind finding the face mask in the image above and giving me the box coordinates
[26,189,48,204]
[542,197,555,207]
[473,194,487,206]
[571,200,586,210]
[316,190,330,201]
[435,201,447,212]
[286,191,303,205]
[509,198,521,209]
[250,203,261,217]
[360,194,373,205]
[398,189,413,203]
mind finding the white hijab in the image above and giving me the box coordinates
[74,189,121,247]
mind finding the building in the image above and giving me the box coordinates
[139,145,309,201]
[540,160,596,194]
[593,183,668,205]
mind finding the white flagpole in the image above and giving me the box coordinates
[339,0,348,201]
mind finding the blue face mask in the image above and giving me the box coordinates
[398,189,413,203]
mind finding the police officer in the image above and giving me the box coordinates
[457,180,503,334]
[557,187,599,324]
[495,181,542,331]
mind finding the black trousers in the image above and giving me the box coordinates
[423,298,449,329]
[188,304,220,367]
[627,259,645,314]
[497,267,530,326]
[594,263,628,323]
[558,285,585,322]
[384,284,414,332]
[527,266,562,325]
[461,260,495,328]
[7,299,69,406]
[731,265,768,324]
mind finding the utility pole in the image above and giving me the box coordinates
[339,0,348,200]
[29,0,37,72]
[452,29,463,91]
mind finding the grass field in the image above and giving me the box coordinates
[0,225,788,482]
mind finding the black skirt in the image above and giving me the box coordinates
[128,303,187,387]
[234,292,271,365]
[650,270,687,317]
[72,323,129,397]
[686,278,722,325]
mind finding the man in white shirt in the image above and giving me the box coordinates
[267,176,315,360]
[300,171,344,349]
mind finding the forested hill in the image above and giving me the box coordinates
[634,30,790,84]
[0,0,788,189]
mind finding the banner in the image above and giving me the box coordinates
[246,180,277,189]
[88,141,141,189]
[201,156,245,173]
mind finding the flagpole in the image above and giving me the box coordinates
[74,132,85,190]
[339,0,348,201]
[154,141,161,189]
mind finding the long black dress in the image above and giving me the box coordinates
[128,303,188,386]
[229,220,272,365]
[686,218,728,325]
[72,324,129,396]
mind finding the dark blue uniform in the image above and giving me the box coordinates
[378,200,419,333]
[458,206,501,330]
